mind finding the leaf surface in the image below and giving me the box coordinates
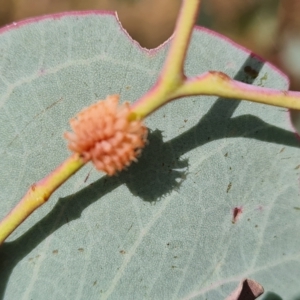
[0,12,299,300]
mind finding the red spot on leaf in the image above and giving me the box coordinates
[232,207,243,224]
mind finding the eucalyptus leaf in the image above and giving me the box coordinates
[0,11,299,300]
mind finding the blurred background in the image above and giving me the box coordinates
[0,0,299,89]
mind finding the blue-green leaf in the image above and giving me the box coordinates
[0,12,299,300]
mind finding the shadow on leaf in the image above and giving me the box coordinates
[261,292,283,300]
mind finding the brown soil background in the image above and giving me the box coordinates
[0,0,299,88]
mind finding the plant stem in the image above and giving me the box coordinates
[173,71,300,110]
[130,0,201,120]
[0,154,85,245]
[160,0,200,86]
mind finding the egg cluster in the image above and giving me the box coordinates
[64,95,148,176]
